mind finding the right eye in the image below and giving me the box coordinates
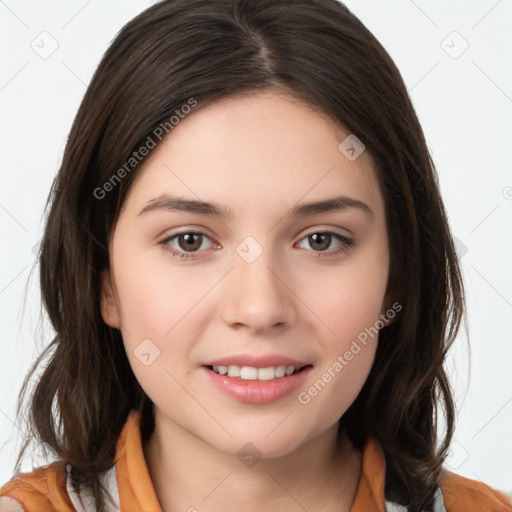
[160,231,218,259]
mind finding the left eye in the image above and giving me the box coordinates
[296,231,353,254]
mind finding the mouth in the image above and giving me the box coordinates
[204,364,312,381]
[203,362,314,404]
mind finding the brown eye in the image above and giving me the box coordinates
[161,231,216,259]
[308,233,332,251]
[177,233,203,252]
[297,231,355,257]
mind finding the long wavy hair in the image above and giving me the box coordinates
[14,1,465,510]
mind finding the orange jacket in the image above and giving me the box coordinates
[1,411,510,511]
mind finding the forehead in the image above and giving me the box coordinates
[121,91,384,222]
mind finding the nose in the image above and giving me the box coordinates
[220,244,297,333]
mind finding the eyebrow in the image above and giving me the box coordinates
[138,194,374,220]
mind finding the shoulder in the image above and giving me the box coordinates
[0,461,74,512]
[440,470,512,512]
[362,437,511,512]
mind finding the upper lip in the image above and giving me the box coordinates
[202,354,311,369]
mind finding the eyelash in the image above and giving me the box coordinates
[159,230,355,260]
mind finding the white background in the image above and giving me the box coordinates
[1,0,511,495]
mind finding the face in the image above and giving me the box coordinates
[100,91,391,458]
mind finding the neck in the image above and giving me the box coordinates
[143,410,362,512]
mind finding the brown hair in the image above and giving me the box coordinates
[14,1,464,510]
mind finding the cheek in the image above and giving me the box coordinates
[111,248,219,397]
[114,263,200,409]
[112,245,211,340]
[297,340,376,433]
[296,285,380,425]
[293,250,387,420]
[299,254,388,344]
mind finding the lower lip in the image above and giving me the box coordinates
[202,366,312,404]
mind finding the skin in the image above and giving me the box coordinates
[100,91,391,511]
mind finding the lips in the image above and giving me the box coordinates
[203,365,312,404]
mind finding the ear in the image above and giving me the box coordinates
[100,268,121,328]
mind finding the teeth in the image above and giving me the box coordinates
[240,366,258,380]
[227,365,240,377]
[211,365,299,380]
[275,365,286,378]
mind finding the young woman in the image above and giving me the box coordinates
[1,1,510,511]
